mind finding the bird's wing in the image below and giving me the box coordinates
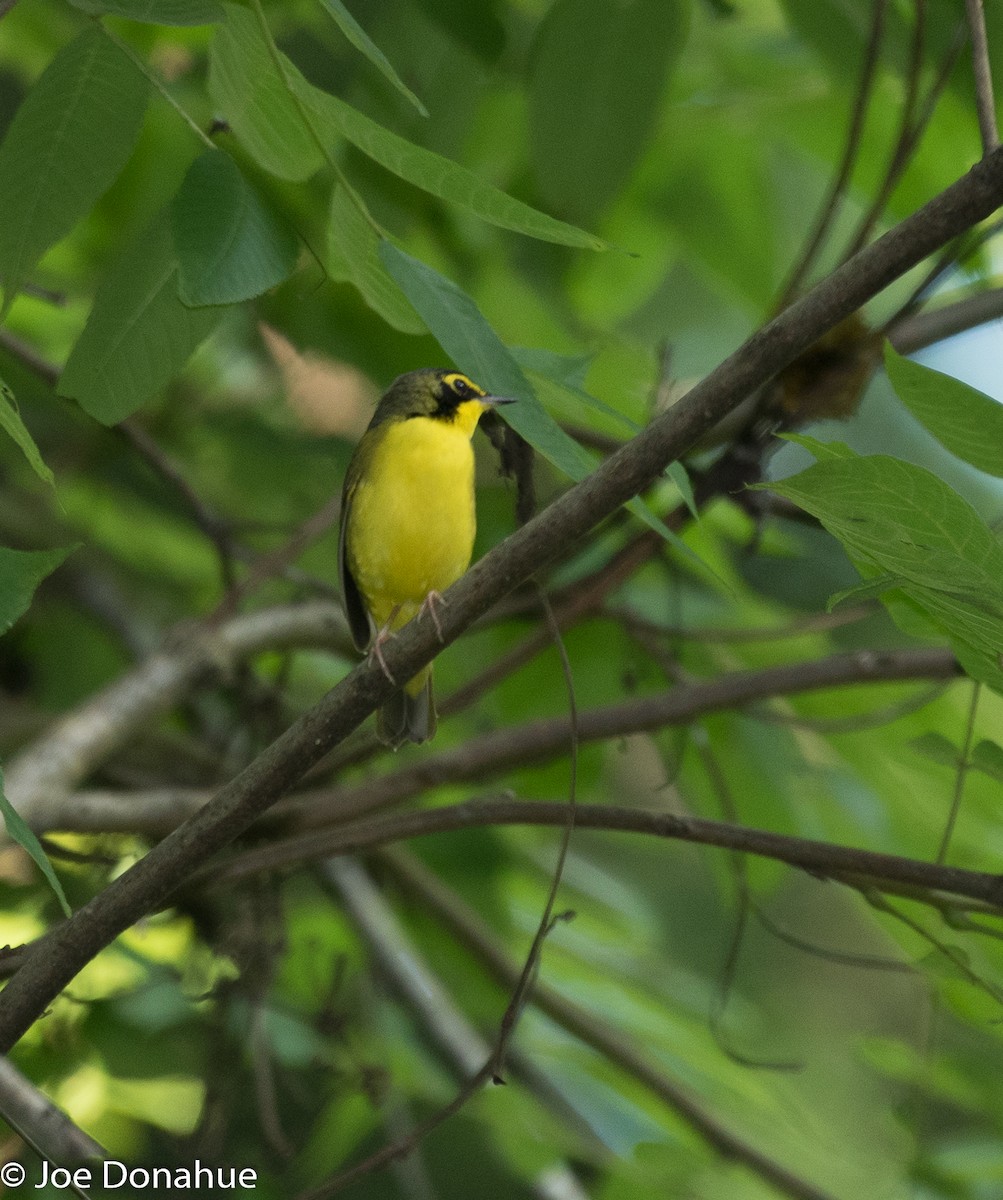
[338,473,374,652]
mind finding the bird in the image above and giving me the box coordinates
[338,368,513,747]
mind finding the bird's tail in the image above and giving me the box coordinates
[377,664,436,748]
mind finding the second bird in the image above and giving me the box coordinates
[338,368,513,748]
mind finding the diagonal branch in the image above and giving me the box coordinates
[0,147,1001,1053]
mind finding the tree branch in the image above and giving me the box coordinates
[207,796,1003,912]
[888,284,1003,352]
[31,647,958,837]
[0,1056,105,1167]
[279,647,959,831]
[0,148,1001,1052]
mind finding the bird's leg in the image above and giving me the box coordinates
[367,607,401,684]
[417,590,447,643]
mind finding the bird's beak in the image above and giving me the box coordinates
[481,394,516,407]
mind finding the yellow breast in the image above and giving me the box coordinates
[346,416,477,630]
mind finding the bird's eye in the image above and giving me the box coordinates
[451,376,471,398]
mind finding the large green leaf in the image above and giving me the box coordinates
[0,768,71,918]
[327,187,426,334]
[59,219,225,425]
[211,3,601,248]
[318,0,428,115]
[293,78,605,250]
[0,378,55,489]
[68,0,224,23]
[172,151,300,306]
[884,343,1003,477]
[380,242,599,479]
[766,447,1003,688]
[529,0,689,222]
[515,349,640,436]
[0,544,73,632]
[208,3,326,182]
[0,27,149,310]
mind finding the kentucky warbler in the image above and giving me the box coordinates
[338,368,512,748]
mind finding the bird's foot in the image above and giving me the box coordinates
[368,609,401,684]
[418,590,447,643]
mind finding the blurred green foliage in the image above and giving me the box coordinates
[0,0,1002,1197]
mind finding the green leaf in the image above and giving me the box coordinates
[0,27,149,310]
[826,574,899,610]
[529,0,689,222]
[295,78,605,250]
[884,343,1003,477]
[413,0,506,62]
[68,0,223,23]
[379,242,602,479]
[910,731,961,769]
[318,0,428,116]
[971,739,1003,784]
[0,379,55,489]
[172,151,300,306]
[666,460,696,518]
[516,353,640,436]
[0,544,73,632]
[379,243,715,576]
[213,3,600,248]
[208,3,325,182]
[512,347,594,391]
[765,451,1003,689]
[779,433,857,460]
[0,768,71,917]
[60,218,225,425]
[326,186,426,334]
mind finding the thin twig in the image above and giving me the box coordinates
[752,681,947,734]
[30,646,960,840]
[379,849,840,1200]
[936,681,980,865]
[888,284,1003,352]
[778,0,888,306]
[4,602,351,831]
[754,901,915,973]
[21,282,66,307]
[280,647,960,833]
[210,493,343,622]
[119,418,240,591]
[846,16,967,256]
[608,601,876,644]
[491,589,578,1080]
[964,0,1000,154]
[319,859,597,1193]
[867,889,1003,1004]
[691,727,802,1072]
[212,797,1003,913]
